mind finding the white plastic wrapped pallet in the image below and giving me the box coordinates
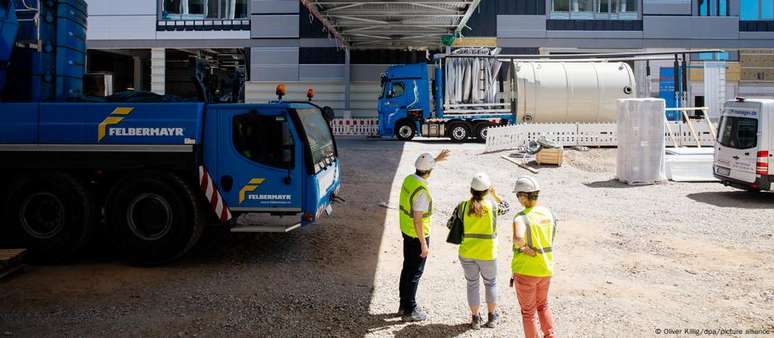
[616,98,667,185]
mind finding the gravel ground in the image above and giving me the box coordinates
[1,136,772,337]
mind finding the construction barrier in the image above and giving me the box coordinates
[485,121,715,153]
[330,118,379,136]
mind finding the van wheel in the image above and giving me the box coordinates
[395,121,416,141]
[475,123,493,143]
[447,122,470,143]
[3,172,95,263]
[106,172,206,265]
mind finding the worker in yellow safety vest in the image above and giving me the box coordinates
[397,149,449,322]
[457,172,510,330]
[511,176,557,338]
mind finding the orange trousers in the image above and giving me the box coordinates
[514,274,555,338]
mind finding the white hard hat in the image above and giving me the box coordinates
[470,172,492,191]
[514,176,540,193]
[415,153,435,171]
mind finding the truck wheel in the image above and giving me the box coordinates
[106,172,206,265]
[448,122,470,143]
[3,172,95,263]
[395,121,416,141]
[475,123,493,143]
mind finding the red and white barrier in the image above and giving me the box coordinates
[198,166,232,223]
[330,118,379,136]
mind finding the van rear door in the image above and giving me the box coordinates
[715,104,760,183]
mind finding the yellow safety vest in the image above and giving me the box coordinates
[399,175,432,238]
[511,206,556,277]
[459,200,498,260]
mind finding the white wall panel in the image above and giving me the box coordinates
[246,81,380,117]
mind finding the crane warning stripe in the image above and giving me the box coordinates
[198,166,232,222]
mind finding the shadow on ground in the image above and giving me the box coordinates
[583,179,646,189]
[686,190,774,209]
[0,137,408,337]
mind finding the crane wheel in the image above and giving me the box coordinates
[106,172,206,266]
[2,172,96,263]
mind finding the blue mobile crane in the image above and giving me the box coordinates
[0,0,341,264]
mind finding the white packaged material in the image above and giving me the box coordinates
[616,98,667,185]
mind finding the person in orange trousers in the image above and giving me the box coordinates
[511,176,557,338]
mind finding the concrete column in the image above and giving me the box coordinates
[635,61,649,98]
[151,48,165,95]
[133,56,143,92]
[344,47,351,111]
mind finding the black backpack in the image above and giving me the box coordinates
[446,201,467,245]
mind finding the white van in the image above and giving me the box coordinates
[714,98,774,191]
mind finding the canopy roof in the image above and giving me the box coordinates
[300,1,482,49]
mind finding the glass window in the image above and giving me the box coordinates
[741,0,774,20]
[388,82,405,98]
[162,0,247,19]
[741,0,758,19]
[699,0,729,16]
[551,0,638,20]
[763,0,774,18]
[233,113,293,169]
[292,108,336,170]
[718,116,758,149]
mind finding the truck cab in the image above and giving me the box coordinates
[204,102,340,225]
[377,63,432,140]
[714,98,774,191]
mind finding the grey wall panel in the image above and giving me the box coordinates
[250,65,299,81]
[251,47,299,65]
[351,65,390,82]
[251,47,299,81]
[299,65,345,81]
[642,0,691,15]
[546,30,643,39]
[88,16,157,40]
[497,15,547,38]
[740,32,774,39]
[251,15,299,38]
[643,16,739,39]
[498,37,643,48]
[87,0,157,16]
[251,0,299,14]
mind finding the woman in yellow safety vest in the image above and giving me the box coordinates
[511,175,557,338]
[457,172,509,330]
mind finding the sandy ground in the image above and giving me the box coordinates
[1,136,773,337]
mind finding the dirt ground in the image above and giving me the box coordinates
[1,137,773,337]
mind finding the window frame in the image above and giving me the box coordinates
[231,111,295,170]
[550,0,640,20]
[159,0,249,20]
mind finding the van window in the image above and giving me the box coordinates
[388,82,405,98]
[718,116,758,149]
[233,113,293,169]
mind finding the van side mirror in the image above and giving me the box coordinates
[281,148,292,164]
[322,106,335,122]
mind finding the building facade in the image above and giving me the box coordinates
[86,0,774,117]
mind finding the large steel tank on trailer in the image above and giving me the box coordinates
[515,62,636,123]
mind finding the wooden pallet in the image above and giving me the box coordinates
[0,249,27,280]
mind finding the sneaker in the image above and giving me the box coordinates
[471,314,482,330]
[403,307,428,322]
[484,312,499,328]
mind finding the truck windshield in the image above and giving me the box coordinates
[293,108,336,169]
[718,115,758,149]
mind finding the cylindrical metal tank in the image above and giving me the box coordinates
[516,62,636,123]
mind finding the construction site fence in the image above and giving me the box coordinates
[485,122,717,153]
[330,118,379,136]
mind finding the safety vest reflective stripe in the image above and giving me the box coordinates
[398,175,432,238]
[464,233,497,239]
[513,246,552,254]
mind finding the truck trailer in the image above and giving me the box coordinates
[377,50,638,142]
[0,0,341,264]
